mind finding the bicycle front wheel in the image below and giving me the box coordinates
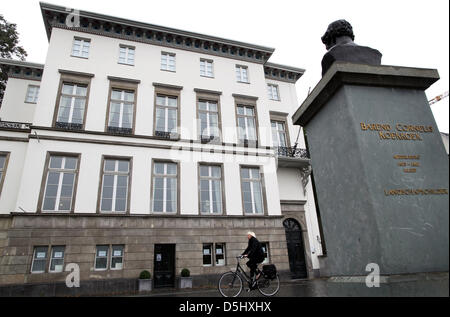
[218,272,243,297]
[257,274,280,297]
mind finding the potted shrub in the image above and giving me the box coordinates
[138,270,152,292]
[179,268,192,289]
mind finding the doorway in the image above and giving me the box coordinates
[283,218,308,279]
[153,244,176,288]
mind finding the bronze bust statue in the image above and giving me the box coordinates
[321,19,382,76]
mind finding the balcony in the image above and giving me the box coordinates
[0,120,31,131]
[276,146,310,168]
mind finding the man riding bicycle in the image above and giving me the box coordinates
[241,231,265,290]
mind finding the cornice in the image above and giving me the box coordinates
[40,2,274,64]
[264,62,305,84]
[0,58,44,81]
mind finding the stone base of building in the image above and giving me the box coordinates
[0,213,291,294]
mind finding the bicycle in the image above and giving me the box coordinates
[218,255,280,297]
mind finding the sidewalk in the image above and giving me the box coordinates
[131,272,449,297]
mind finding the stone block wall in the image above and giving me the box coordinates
[0,214,290,295]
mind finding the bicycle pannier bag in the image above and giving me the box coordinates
[262,264,277,280]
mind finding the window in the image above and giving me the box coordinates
[203,244,213,266]
[100,158,130,213]
[31,246,48,273]
[95,245,109,270]
[236,105,257,143]
[111,245,124,270]
[261,242,270,264]
[71,38,90,58]
[153,83,182,138]
[236,65,249,83]
[95,245,125,271]
[118,45,135,65]
[0,153,10,197]
[215,243,226,266]
[198,100,220,141]
[155,95,178,137]
[240,167,264,214]
[56,83,87,130]
[107,89,135,134]
[151,161,177,213]
[25,85,40,103]
[199,165,223,214]
[267,84,280,100]
[271,121,288,147]
[161,52,176,72]
[200,59,213,77]
[41,155,79,212]
[49,246,65,273]
[202,243,226,266]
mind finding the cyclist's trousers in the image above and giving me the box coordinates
[246,258,263,279]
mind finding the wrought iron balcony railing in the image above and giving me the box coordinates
[276,146,309,159]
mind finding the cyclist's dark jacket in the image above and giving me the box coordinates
[242,236,265,262]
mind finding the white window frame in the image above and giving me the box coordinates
[110,245,124,270]
[42,156,78,212]
[94,245,109,271]
[108,89,135,130]
[199,165,223,214]
[155,95,178,134]
[161,52,176,72]
[57,83,87,125]
[25,85,40,103]
[202,243,213,267]
[236,105,257,142]
[151,162,178,213]
[198,100,219,139]
[31,246,48,273]
[271,120,287,147]
[200,59,214,77]
[215,243,226,266]
[267,84,280,101]
[235,65,249,83]
[100,159,130,213]
[240,167,264,214]
[71,38,90,58]
[202,243,226,266]
[49,246,65,273]
[118,45,135,65]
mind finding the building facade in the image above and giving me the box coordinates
[0,2,324,294]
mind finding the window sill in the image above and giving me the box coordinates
[118,62,135,66]
[71,55,89,60]
[237,81,250,84]
[160,68,176,73]
[200,75,214,79]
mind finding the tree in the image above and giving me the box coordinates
[0,15,28,106]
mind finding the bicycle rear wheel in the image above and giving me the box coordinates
[257,274,280,297]
[218,272,243,297]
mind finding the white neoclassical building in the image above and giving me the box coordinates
[0,2,324,294]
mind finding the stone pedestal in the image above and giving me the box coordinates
[293,62,449,277]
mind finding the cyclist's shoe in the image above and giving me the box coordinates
[246,280,257,291]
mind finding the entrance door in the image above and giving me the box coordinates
[283,218,307,279]
[153,244,176,288]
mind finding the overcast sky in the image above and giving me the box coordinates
[1,0,449,133]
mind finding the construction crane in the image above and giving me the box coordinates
[429,91,449,105]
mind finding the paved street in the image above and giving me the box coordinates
[132,272,449,297]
